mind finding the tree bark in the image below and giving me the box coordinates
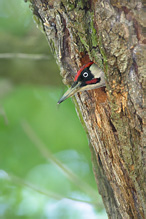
[29,0,145,218]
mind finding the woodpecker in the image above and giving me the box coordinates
[57,61,105,104]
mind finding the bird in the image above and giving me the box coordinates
[57,61,105,104]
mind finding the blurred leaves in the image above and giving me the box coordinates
[0,0,32,35]
[0,85,105,218]
[22,120,98,201]
[0,0,61,86]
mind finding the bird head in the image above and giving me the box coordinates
[57,61,105,104]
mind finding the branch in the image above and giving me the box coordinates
[0,53,51,60]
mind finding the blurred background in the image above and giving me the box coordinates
[0,0,107,218]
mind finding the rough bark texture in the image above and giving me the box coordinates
[29,0,145,218]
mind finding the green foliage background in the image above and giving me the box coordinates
[0,0,107,218]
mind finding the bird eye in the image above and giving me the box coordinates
[83,72,88,78]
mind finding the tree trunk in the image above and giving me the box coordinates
[29,0,145,218]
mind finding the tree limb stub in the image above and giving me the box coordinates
[29,0,145,218]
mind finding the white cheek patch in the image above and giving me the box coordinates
[90,64,104,78]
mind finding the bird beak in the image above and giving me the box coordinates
[57,81,81,104]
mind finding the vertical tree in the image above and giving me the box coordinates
[29,0,145,218]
